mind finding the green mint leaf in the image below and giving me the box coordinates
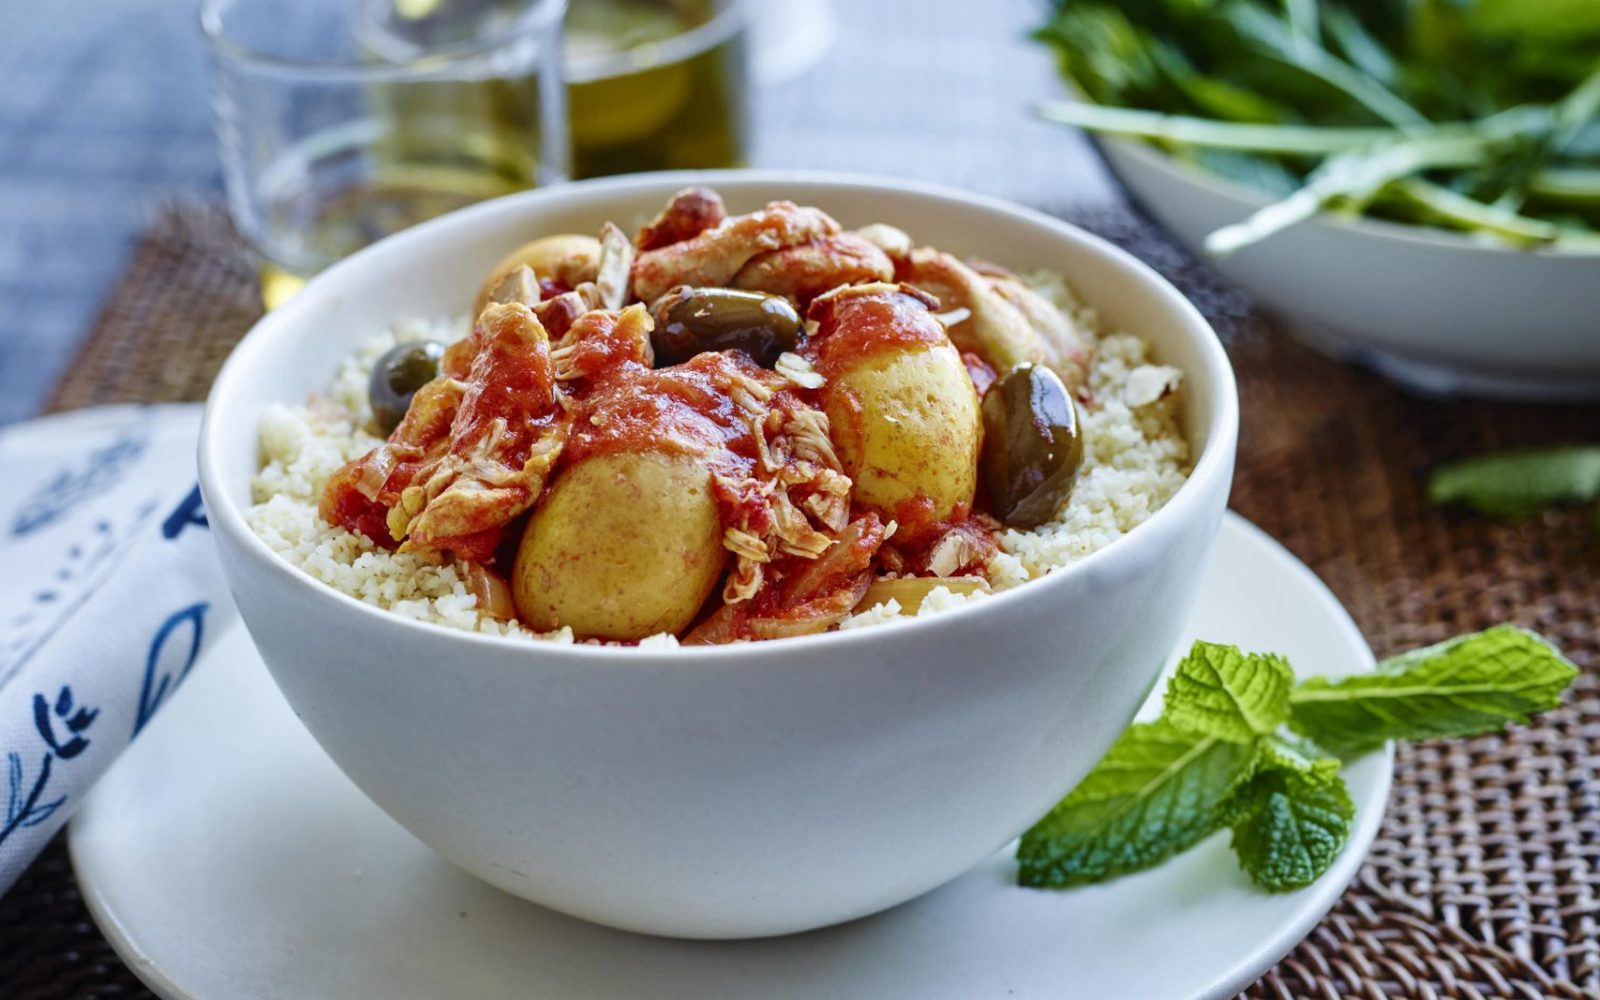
[1289,625,1578,756]
[1429,446,1600,519]
[1253,728,1340,775]
[1164,641,1294,743]
[1225,741,1354,892]
[1017,719,1258,888]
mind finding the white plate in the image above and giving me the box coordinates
[69,514,1391,1000]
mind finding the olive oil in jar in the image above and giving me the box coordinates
[565,0,749,179]
[256,166,531,309]
[359,0,552,194]
[255,0,560,308]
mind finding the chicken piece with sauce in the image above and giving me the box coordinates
[320,187,1099,644]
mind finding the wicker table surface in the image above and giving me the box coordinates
[1,200,1596,1000]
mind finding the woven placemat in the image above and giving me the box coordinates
[4,202,1597,1000]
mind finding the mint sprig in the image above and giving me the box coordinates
[1289,626,1579,756]
[1018,625,1576,893]
[1224,741,1354,892]
[1016,720,1257,887]
[1429,446,1600,519]
[1163,640,1293,743]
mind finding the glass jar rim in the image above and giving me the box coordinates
[197,0,567,81]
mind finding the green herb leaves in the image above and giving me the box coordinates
[1225,746,1354,892]
[1164,641,1293,743]
[1032,1,1600,250]
[1019,643,1320,892]
[1016,722,1256,887]
[1289,626,1579,756]
[1429,446,1600,519]
[1018,627,1576,894]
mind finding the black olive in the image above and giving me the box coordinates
[651,287,802,367]
[980,363,1083,528]
[369,341,444,435]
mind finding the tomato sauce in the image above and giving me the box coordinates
[802,283,949,380]
[562,351,782,469]
[324,276,982,633]
[451,305,557,466]
[879,495,999,576]
[323,303,562,560]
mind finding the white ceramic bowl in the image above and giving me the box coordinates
[1095,135,1600,401]
[198,171,1238,939]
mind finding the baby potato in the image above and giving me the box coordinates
[473,234,602,318]
[824,342,981,519]
[512,451,726,641]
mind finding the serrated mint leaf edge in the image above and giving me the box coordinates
[1016,721,1260,888]
[1227,767,1355,893]
[1287,625,1579,754]
[1225,736,1354,893]
[1163,641,1294,744]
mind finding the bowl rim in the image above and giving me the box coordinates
[1089,123,1600,261]
[198,168,1239,663]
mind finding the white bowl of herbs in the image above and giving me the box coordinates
[1034,0,1600,402]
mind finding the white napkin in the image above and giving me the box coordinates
[0,405,236,895]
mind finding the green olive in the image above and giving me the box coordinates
[369,341,445,435]
[980,363,1083,529]
[651,287,801,367]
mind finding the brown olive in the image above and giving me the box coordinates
[369,341,444,435]
[980,363,1083,528]
[651,287,801,367]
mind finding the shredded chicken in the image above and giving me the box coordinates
[483,264,541,310]
[730,233,894,304]
[852,223,913,260]
[924,525,990,577]
[321,302,569,562]
[550,304,655,381]
[631,200,842,302]
[530,287,594,342]
[400,303,568,553]
[899,248,1092,392]
[686,513,887,644]
[688,365,857,609]
[635,186,727,251]
[595,222,634,311]
[774,351,826,390]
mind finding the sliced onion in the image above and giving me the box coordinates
[353,445,401,500]
[779,514,884,603]
[745,574,873,640]
[459,561,517,621]
[683,565,877,645]
[681,606,738,646]
[855,575,989,616]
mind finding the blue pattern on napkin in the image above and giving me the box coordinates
[1,685,97,847]
[0,405,236,895]
[134,603,208,739]
[9,420,150,538]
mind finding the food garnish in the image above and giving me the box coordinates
[1019,626,1577,892]
[1429,446,1600,520]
